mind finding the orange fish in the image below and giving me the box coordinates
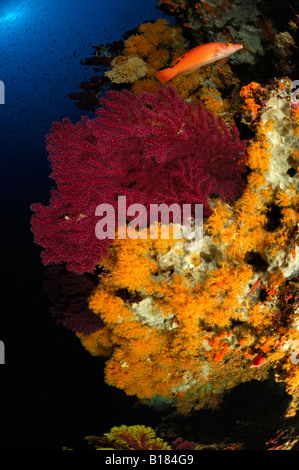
[248,278,261,298]
[156,42,243,83]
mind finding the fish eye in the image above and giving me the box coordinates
[225,42,232,47]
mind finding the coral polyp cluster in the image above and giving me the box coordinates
[75,79,299,416]
[85,425,172,450]
[105,18,187,94]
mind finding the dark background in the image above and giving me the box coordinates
[0,0,298,450]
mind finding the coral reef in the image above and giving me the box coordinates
[31,0,299,447]
[101,18,243,124]
[31,85,246,274]
[68,4,297,115]
[105,19,187,94]
[156,0,296,75]
[157,0,265,64]
[70,424,244,450]
[75,79,299,417]
[68,424,299,450]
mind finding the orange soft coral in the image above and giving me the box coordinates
[105,19,187,95]
[240,82,263,120]
[72,79,299,417]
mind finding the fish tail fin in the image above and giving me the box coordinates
[156,67,177,83]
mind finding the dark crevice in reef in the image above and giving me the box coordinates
[245,251,269,272]
[265,204,282,232]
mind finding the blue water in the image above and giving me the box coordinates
[0,0,173,208]
[0,0,174,450]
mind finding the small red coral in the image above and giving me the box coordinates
[172,437,197,450]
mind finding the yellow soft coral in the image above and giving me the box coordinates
[76,327,113,357]
[86,424,172,450]
[106,18,242,119]
[74,79,299,417]
[240,82,263,120]
[106,18,186,95]
[105,57,148,83]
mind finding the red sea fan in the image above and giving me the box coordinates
[31,86,246,274]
